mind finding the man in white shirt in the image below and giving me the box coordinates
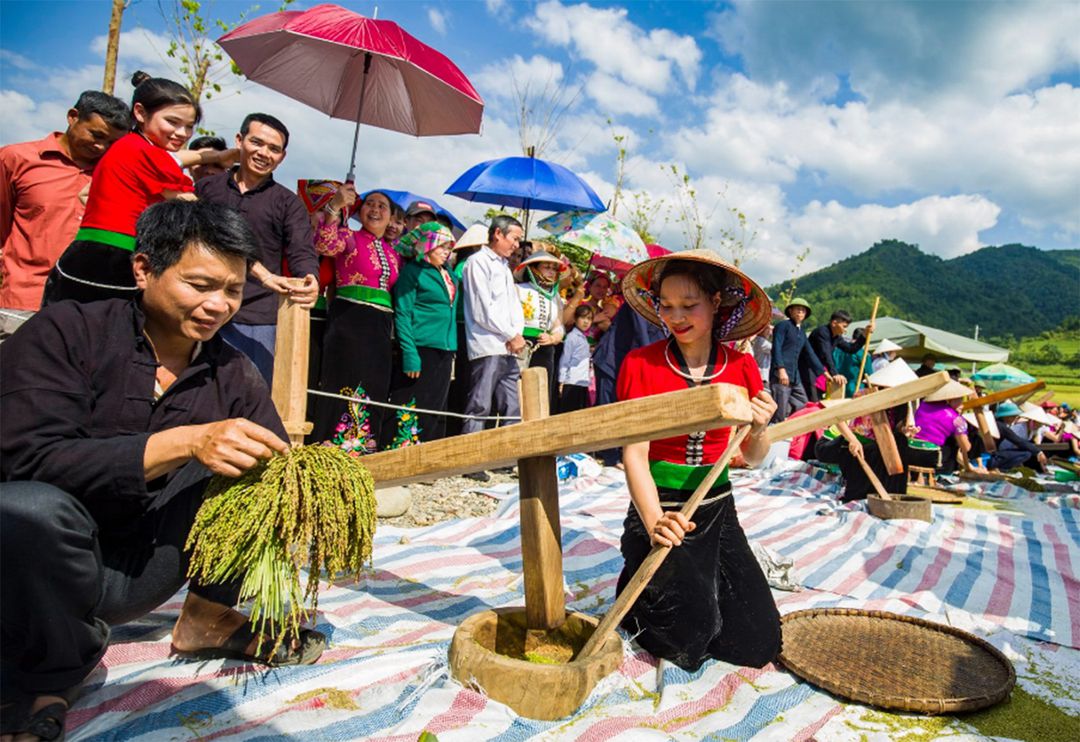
[461,215,526,435]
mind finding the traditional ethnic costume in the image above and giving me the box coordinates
[42,132,194,305]
[387,223,459,442]
[912,380,974,474]
[515,251,566,408]
[312,209,402,444]
[613,249,781,672]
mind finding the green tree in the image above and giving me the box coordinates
[161,0,294,104]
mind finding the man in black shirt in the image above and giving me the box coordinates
[195,113,319,382]
[915,353,939,377]
[807,309,874,398]
[0,201,325,740]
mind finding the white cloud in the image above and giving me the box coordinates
[665,75,1080,241]
[789,195,1002,263]
[426,7,448,36]
[473,54,565,101]
[485,0,507,14]
[585,72,658,117]
[526,0,701,94]
[711,0,1080,103]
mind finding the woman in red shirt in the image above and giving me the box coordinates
[43,71,236,305]
[615,249,780,671]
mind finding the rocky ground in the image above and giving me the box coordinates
[378,469,519,528]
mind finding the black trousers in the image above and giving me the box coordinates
[558,383,589,414]
[616,486,782,672]
[313,299,394,445]
[386,347,454,442]
[443,322,470,437]
[0,463,237,695]
[41,239,139,307]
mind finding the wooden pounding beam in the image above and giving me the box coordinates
[960,381,1045,411]
[361,383,753,487]
[973,408,997,453]
[517,368,565,632]
[767,372,951,444]
[836,421,892,500]
[270,278,313,445]
[870,410,904,475]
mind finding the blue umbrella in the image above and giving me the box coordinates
[361,188,465,231]
[444,155,604,234]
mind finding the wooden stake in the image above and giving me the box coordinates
[577,425,752,661]
[836,421,893,500]
[270,279,313,445]
[852,296,880,394]
[960,381,1045,411]
[517,367,565,632]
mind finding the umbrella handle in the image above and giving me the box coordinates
[345,52,373,184]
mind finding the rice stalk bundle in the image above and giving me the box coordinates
[186,445,376,653]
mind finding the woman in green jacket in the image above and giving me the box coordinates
[388,222,459,441]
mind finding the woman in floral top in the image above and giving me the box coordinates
[311,185,403,445]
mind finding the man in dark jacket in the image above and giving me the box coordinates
[0,201,325,741]
[770,297,826,422]
[807,309,874,399]
[195,113,318,382]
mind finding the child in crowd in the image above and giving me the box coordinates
[43,71,237,305]
[615,249,780,671]
[558,305,594,413]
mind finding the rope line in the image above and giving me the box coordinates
[307,388,521,422]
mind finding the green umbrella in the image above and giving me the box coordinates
[971,363,1036,391]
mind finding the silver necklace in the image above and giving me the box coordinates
[664,341,728,383]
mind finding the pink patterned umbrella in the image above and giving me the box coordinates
[218,3,484,181]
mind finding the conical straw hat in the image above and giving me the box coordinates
[867,358,918,388]
[622,249,772,343]
[1019,402,1061,427]
[454,223,488,250]
[925,379,974,402]
[874,338,903,354]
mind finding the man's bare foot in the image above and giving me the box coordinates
[171,592,325,666]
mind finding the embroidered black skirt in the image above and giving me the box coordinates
[615,483,782,672]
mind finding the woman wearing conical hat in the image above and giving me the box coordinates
[615,249,780,671]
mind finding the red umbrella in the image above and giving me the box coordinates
[218,3,484,181]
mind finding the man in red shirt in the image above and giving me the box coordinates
[0,91,129,335]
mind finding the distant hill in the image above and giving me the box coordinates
[766,240,1080,339]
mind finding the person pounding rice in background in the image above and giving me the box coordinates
[614,249,781,671]
[912,379,975,474]
[0,201,326,741]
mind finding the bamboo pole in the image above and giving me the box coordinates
[852,296,880,394]
[960,380,1045,411]
[577,425,752,661]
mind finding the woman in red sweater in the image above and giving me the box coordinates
[615,249,780,671]
[43,71,236,305]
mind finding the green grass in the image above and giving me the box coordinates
[1046,383,1080,407]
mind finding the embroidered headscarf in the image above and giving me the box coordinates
[396,221,455,262]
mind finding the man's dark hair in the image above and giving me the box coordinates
[922,353,937,364]
[130,71,202,127]
[240,112,290,149]
[434,213,454,231]
[488,214,523,243]
[72,90,130,130]
[135,201,258,275]
[188,135,227,152]
[830,310,852,323]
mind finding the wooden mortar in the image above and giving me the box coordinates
[448,608,623,720]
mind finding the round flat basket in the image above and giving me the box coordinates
[778,608,1015,714]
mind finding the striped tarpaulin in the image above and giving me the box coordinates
[66,464,1080,740]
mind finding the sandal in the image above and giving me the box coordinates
[1,685,81,742]
[172,625,326,667]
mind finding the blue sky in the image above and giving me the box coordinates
[2,0,1078,284]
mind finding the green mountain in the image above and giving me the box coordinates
[765,240,1080,339]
